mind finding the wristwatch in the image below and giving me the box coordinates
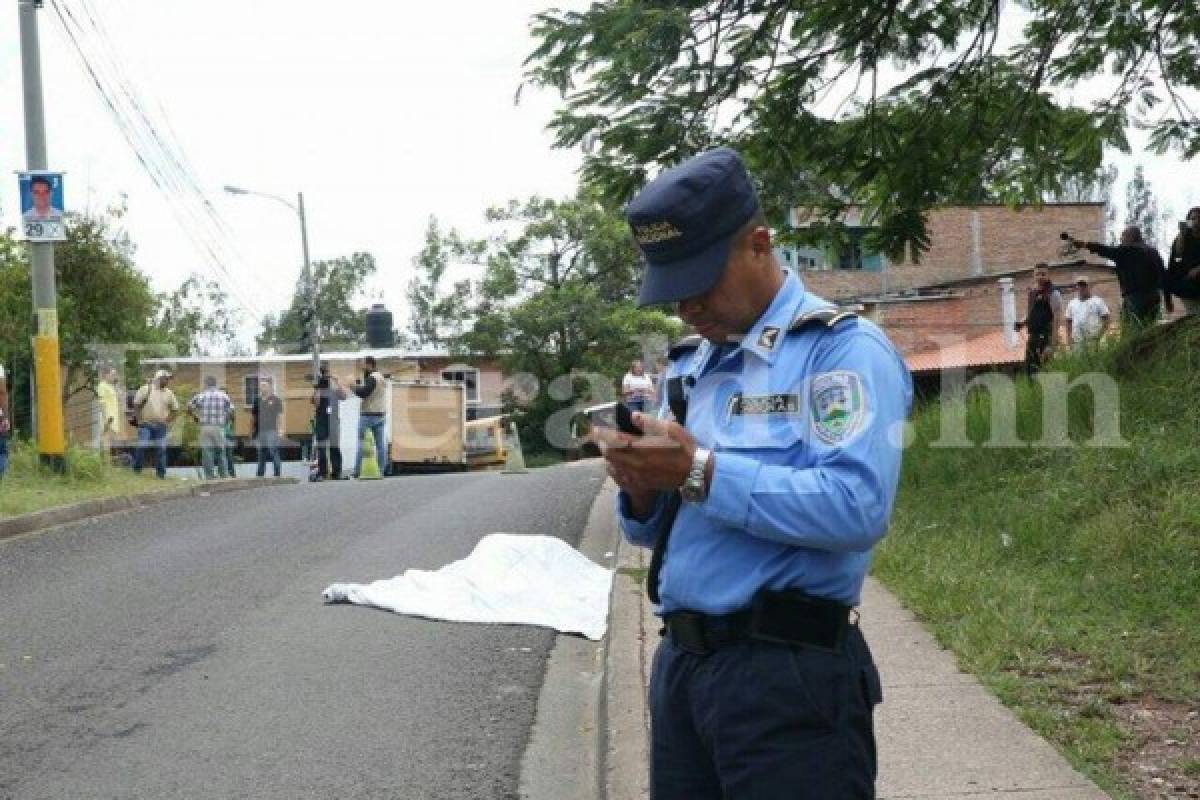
[680,447,711,503]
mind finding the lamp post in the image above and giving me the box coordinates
[223,185,320,383]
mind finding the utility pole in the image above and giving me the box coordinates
[297,191,320,384]
[18,0,66,470]
[223,185,320,383]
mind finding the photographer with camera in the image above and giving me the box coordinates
[1167,207,1200,315]
[1067,227,1173,325]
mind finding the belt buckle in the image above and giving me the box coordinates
[669,612,711,656]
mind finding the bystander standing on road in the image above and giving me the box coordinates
[1014,264,1064,374]
[1072,226,1173,324]
[621,359,654,413]
[350,356,388,478]
[132,369,179,479]
[595,148,911,799]
[220,387,238,477]
[0,364,10,480]
[311,364,345,481]
[188,376,234,479]
[1065,277,1111,351]
[252,379,284,478]
[96,367,122,454]
[1167,207,1200,315]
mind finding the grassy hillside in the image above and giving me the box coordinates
[874,318,1200,799]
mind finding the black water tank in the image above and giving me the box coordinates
[365,304,395,348]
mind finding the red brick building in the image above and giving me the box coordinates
[862,261,1120,357]
[789,202,1106,302]
[780,203,1119,377]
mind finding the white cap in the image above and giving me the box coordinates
[154,369,172,380]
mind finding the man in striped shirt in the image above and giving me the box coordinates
[188,376,234,479]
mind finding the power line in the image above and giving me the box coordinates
[53,0,255,297]
[47,0,270,324]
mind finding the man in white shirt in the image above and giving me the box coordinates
[621,359,654,413]
[1065,276,1111,351]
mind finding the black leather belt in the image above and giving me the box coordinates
[664,590,853,656]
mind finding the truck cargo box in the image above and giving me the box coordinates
[389,381,466,471]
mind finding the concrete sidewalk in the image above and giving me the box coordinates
[604,529,1110,799]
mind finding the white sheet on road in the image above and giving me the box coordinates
[321,533,613,640]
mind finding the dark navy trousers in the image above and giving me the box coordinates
[649,624,882,799]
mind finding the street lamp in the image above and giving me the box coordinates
[223,185,320,384]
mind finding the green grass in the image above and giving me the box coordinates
[618,565,648,584]
[874,318,1200,798]
[0,440,178,518]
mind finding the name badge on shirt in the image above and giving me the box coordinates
[727,392,801,417]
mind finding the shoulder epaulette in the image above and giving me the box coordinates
[667,334,704,360]
[788,307,857,332]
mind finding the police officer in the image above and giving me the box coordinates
[596,148,912,799]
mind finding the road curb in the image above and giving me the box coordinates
[602,492,655,800]
[0,477,299,541]
[518,475,619,800]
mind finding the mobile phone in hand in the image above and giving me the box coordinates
[616,402,643,437]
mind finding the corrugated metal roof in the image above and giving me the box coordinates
[905,329,1027,374]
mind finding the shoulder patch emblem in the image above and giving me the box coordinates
[757,325,780,350]
[810,371,867,445]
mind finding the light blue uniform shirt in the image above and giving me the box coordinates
[617,271,912,613]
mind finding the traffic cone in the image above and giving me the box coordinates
[501,422,528,474]
[358,429,383,480]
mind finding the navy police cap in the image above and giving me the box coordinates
[626,147,761,306]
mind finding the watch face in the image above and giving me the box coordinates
[681,482,704,503]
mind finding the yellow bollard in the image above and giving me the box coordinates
[32,333,65,463]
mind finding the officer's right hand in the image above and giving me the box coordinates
[591,425,659,516]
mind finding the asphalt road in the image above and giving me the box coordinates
[0,462,607,800]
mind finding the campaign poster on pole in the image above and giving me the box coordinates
[17,171,66,242]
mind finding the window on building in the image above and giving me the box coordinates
[441,367,480,404]
[243,375,272,407]
[833,228,884,272]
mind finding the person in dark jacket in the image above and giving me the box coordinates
[1071,226,1173,325]
[1167,207,1200,315]
[0,365,10,480]
[311,364,345,481]
[252,379,283,478]
[1014,264,1064,375]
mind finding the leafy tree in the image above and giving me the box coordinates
[1124,164,1160,247]
[0,210,170,430]
[525,2,1200,259]
[450,192,681,452]
[258,252,378,352]
[155,274,244,357]
[407,217,476,349]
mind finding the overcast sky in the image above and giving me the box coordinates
[1,0,584,348]
[2,2,1197,353]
